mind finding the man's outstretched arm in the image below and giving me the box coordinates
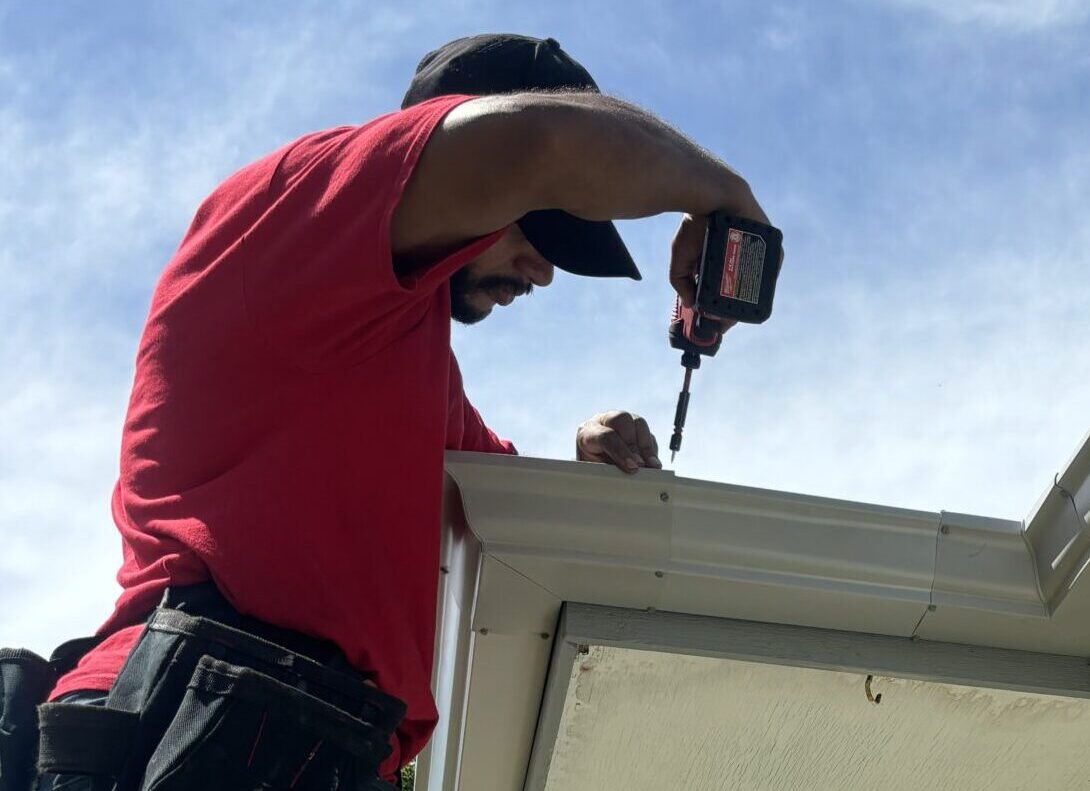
[391,92,774,304]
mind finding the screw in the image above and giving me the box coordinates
[660,491,670,502]
[540,632,551,640]
[440,565,450,574]
[479,628,490,635]
[940,525,950,535]
[928,604,937,612]
[654,570,665,578]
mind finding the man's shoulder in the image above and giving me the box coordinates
[267,96,473,190]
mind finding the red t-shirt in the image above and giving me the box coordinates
[51,95,516,774]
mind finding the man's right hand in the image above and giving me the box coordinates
[669,195,778,310]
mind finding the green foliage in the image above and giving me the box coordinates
[400,760,416,790]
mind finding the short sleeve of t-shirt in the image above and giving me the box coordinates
[238,95,490,369]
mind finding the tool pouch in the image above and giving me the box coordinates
[1,635,103,791]
[36,606,405,791]
[0,649,55,791]
[140,656,392,790]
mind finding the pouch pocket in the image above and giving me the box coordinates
[0,648,54,791]
[37,698,136,781]
[141,656,392,791]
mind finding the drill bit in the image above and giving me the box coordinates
[669,365,694,462]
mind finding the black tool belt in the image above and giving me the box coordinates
[2,584,406,791]
[1,637,104,791]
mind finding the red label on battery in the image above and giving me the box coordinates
[719,228,765,304]
[720,230,742,300]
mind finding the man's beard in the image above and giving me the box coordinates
[450,267,532,325]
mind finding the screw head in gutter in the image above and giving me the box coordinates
[660,491,669,502]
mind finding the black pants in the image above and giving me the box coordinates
[34,585,404,791]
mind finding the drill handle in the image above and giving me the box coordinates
[668,297,724,358]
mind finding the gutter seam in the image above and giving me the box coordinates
[912,512,944,637]
[488,553,565,602]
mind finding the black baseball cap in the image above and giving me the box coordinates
[402,34,641,281]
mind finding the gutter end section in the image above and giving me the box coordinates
[931,511,1046,618]
[1024,429,1090,616]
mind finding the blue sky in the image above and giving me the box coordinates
[2,0,1088,653]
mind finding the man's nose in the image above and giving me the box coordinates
[515,255,554,288]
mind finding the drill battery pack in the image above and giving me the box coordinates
[696,212,783,324]
[668,211,783,365]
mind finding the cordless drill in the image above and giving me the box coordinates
[668,211,784,460]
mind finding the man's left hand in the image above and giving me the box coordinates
[576,411,662,474]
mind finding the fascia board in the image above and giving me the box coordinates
[560,602,1090,698]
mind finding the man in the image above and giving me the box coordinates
[36,34,775,789]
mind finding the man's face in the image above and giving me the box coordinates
[450,224,555,324]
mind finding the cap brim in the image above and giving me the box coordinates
[517,210,641,280]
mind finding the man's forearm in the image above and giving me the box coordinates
[524,92,754,221]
